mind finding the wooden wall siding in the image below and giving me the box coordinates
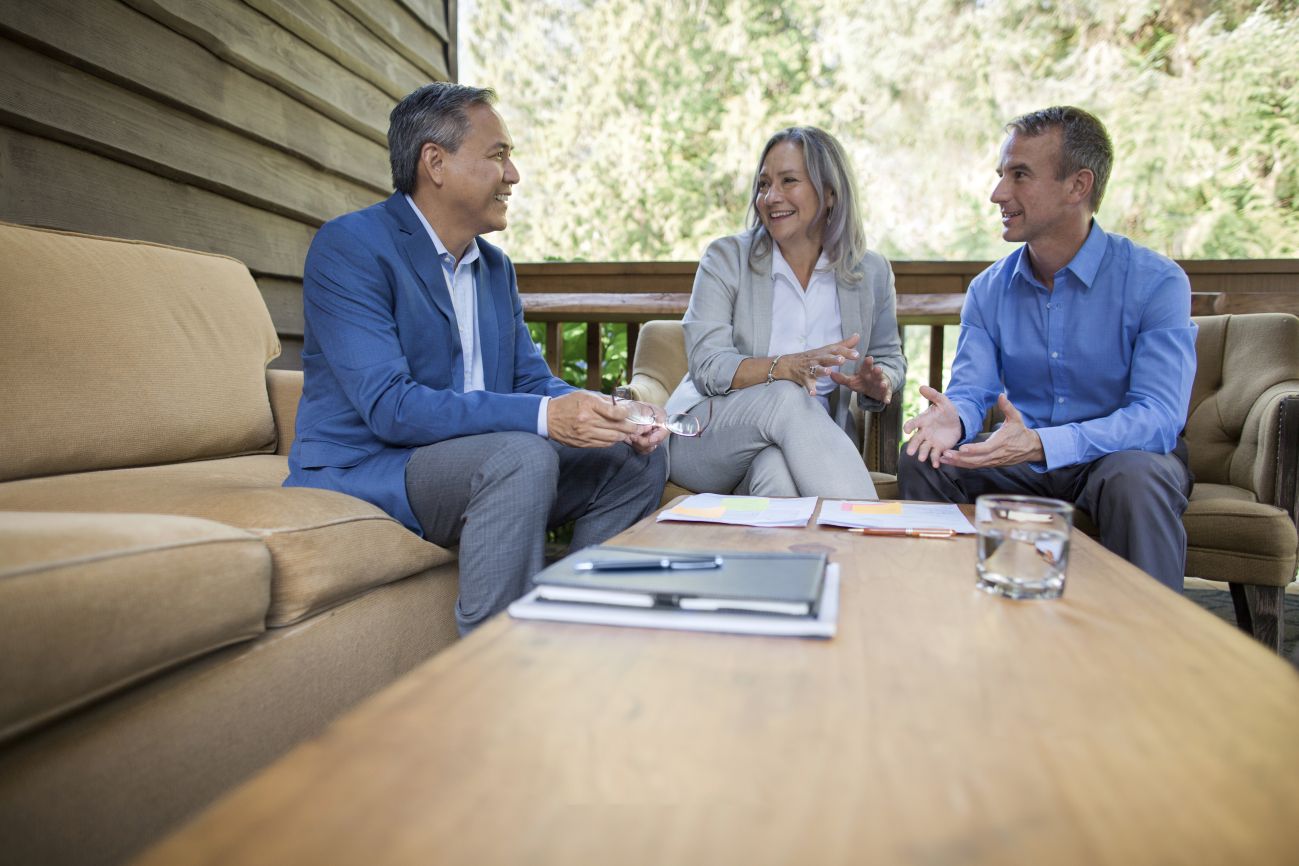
[0,0,453,370]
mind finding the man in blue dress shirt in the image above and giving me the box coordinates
[898,106,1197,590]
[285,83,668,632]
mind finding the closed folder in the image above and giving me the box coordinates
[533,545,827,616]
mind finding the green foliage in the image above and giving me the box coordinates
[478,0,1299,399]
[468,0,1299,262]
[528,321,630,390]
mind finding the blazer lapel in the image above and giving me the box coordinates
[748,242,774,356]
[837,275,867,376]
[384,194,458,330]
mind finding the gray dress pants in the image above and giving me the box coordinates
[406,432,667,633]
[668,381,878,499]
[897,439,1192,591]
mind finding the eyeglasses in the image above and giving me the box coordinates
[611,389,711,437]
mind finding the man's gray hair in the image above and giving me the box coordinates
[388,83,497,194]
[1007,106,1113,212]
[747,126,870,285]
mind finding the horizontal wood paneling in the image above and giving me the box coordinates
[0,37,379,226]
[0,0,452,363]
[0,127,317,277]
[335,0,450,82]
[0,0,393,191]
[121,0,393,143]
[243,0,439,97]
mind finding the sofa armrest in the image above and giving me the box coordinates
[266,369,304,456]
[1273,393,1299,524]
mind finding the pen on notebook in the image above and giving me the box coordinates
[573,555,725,572]
[847,528,955,539]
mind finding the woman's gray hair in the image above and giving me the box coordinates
[746,126,870,285]
[1006,106,1113,212]
[388,83,497,194]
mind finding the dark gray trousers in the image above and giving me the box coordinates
[897,441,1192,591]
[406,432,667,633]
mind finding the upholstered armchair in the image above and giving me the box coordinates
[1181,313,1299,651]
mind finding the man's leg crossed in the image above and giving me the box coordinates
[406,432,560,634]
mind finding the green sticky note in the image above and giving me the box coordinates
[719,497,768,511]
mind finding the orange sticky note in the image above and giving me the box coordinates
[671,506,728,519]
[842,501,903,515]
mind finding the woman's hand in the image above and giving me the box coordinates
[779,333,862,395]
[829,355,892,404]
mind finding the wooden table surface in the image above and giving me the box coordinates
[136,507,1299,866]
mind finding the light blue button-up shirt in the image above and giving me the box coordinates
[405,195,549,437]
[946,222,1197,471]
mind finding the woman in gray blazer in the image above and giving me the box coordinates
[664,126,906,498]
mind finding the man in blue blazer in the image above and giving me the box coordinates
[286,83,668,633]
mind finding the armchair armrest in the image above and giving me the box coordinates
[853,394,902,475]
[266,368,304,456]
[624,373,670,408]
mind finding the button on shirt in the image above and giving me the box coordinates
[405,196,549,436]
[768,246,842,412]
[945,222,1196,471]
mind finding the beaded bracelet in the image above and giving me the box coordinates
[766,355,782,385]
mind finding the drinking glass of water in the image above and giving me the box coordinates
[975,495,1073,600]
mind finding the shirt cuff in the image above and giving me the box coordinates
[1034,425,1075,471]
[537,396,550,438]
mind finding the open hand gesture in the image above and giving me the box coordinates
[902,385,963,467]
[779,333,862,395]
[939,394,1044,469]
[829,355,892,405]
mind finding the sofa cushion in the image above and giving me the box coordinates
[0,456,455,626]
[0,222,281,483]
[1184,485,1297,587]
[0,511,270,744]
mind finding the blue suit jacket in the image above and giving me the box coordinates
[284,193,576,533]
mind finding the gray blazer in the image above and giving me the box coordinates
[668,229,906,436]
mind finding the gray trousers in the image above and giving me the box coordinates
[668,381,878,499]
[897,440,1192,591]
[405,432,667,633]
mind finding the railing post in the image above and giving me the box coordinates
[585,322,602,390]
[928,325,944,392]
[545,322,562,375]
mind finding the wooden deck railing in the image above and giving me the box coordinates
[517,259,1299,390]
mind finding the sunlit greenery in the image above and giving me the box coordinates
[474,0,1299,391]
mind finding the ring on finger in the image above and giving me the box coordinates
[808,364,818,376]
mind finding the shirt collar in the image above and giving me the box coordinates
[1065,220,1107,289]
[770,244,831,288]
[1012,219,1106,291]
[404,194,480,270]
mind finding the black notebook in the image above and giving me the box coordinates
[532,545,827,616]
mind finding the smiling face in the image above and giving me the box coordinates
[436,103,519,241]
[990,128,1082,247]
[755,140,831,256]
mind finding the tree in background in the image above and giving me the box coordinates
[469,0,1298,261]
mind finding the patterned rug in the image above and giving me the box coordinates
[1183,581,1299,659]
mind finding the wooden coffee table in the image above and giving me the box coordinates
[137,504,1299,865]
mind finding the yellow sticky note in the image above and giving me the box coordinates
[843,501,903,515]
[719,497,768,511]
[671,506,727,519]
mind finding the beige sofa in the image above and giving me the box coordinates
[0,223,461,866]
